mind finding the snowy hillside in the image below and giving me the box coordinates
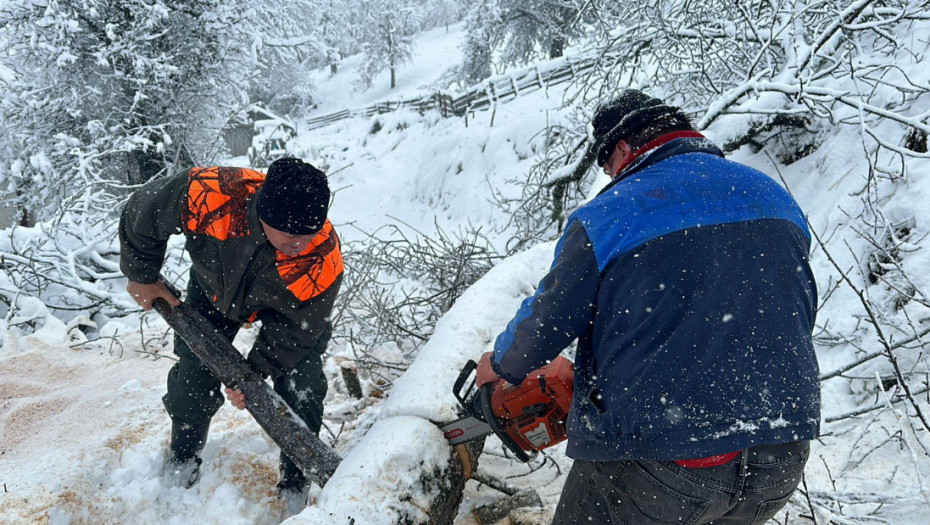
[2,14,930,525]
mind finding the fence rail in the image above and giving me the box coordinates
[305,55,597,131]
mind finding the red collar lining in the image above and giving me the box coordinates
[610,131,705,179]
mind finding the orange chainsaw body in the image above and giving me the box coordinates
[491,356,574,452]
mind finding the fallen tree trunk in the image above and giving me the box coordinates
[295,245,557,524]
[428,438,486,524]
[308,419,486,524]
[152,297,341,488]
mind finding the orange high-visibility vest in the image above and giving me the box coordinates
[183,166,264,240]
[182,166,342,301]
[275,221,343,301]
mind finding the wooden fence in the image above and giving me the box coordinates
[305,55,597,131]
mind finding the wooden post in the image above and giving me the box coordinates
[340,361,364,399]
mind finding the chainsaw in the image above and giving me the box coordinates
[441,356,573,462]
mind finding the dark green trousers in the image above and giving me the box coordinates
[162,274,329,478]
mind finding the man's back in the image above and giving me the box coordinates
[565,141,820,461]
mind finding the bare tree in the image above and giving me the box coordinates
[332,222,502,390]
[355,0,421,89]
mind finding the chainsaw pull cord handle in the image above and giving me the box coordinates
[479,382,531,463]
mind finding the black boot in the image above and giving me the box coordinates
[277,454,309,517]
[170,419,210,461]
[163,419,210,488]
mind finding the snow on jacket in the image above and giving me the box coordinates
[492,136,820,461]
[119,166,343,378]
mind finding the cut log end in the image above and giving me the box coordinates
[425,437,485,524]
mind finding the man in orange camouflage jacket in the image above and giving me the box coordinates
[118,157,342,501]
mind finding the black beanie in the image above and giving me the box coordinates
[589,89,686,166]
[256,157,330,235]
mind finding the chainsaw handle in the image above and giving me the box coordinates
[479,383,531,462]
[452,359,478,409]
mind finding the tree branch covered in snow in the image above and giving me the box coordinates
[491,125,593,250]
[333,222,502,390]
[562,0,930,159]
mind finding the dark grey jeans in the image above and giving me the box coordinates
[552,440,810,525]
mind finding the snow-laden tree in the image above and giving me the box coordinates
[458,0,599,81]
[316,0,351,75]
[497,0,593,63]
[234,0,380,114]
[525,0,930,243]
[245,0,349,111]
[0,0,266,322]
[417,0,467,33]
[572,0,930,151]
[0,0,253,223]
[459,0,502,84]
[355,0,422,89]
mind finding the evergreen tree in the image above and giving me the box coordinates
[355,0,421,89]
[460,0,502,84]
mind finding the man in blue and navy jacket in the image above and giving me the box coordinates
[476,90,821,524]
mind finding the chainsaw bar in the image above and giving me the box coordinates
[441,358,492,445]
[440,356,573,462]
[441,415,492,445]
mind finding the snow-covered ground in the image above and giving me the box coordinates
[3,19,930,525]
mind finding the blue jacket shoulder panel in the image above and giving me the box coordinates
[573,149,811,273]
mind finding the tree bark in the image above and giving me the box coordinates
[339,360,364,399]
[427,438,486,524]
[152,298,341,488]
[549,36,564,59]
[473,488,543,524]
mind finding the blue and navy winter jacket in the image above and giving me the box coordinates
[492,136,820,461]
